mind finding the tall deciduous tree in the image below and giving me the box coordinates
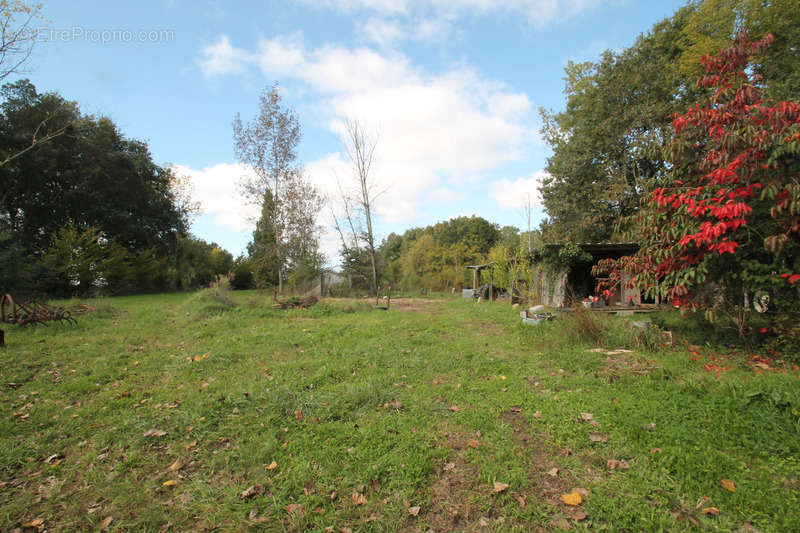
[337,118,381,302]
[233,84,323,292]
[0,80,189,254]
[597,31,800,342]
[539,0,800,243]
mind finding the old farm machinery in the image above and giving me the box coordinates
[1,294,77,346]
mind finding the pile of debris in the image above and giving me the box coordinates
[272,295,318,310]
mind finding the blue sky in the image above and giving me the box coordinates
[22,0,688,262]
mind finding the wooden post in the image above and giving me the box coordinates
[387,286,392,310]
[472,268,478,292]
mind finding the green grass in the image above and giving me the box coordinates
[1,292,798,531]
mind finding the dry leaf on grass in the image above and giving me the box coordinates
[239,484,262,499]
[533,411,542,419]
[294,410,303,421]
[607,459,619,470]
[143,428,167,437]
[650,448,663,454]
[588,432,609,443]
[266,461,278,470]
[580,412,594,421]
[561,491,582,506]
[493,482,509,493]
[408,506,421,516]
[702,507,720,515]
[509,406,522,413]
[167,459,183,472]
[162,480,179,487]
[467,439,481,448]
[351,492,367,505]
[100,516,113,529]
[571,487,590,498]
[285,503,305,516]
[547,468,559,477]
[23,518,44,530]
[568,509,588,521]
[721,479,736,492]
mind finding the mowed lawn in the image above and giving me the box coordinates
[1,291,799,532]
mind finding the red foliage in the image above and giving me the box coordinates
[596,31,800,320]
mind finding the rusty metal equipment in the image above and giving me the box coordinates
[1,293,77,327]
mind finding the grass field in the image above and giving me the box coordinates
[1,291,799,532]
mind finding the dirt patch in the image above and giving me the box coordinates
[414,432,494,532]
[588,349,660,382]
[389,298,448,313]
[502,410,591,530]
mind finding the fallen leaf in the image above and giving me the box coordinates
[448,405,460,412]
[167,459,183,472]
[443,462,456,471]
[533,411,542,419]
[650,448,663,454]
[294,410,303,421]
[365,513,378,522]
[240,485,263,499]
[45,454,64,464]
[644,422,657,430]
[561,492,582,506]
[408,506,421,516]
[467,439,481,448]
[370,479,380,493]
[162,480,179,487]
[588,432,609,443]
[721,479,736,492]
[351,492,367,505]
[619,460,630,470]
[580,412,594,421]
[248,507,260,521]
[547,468,559,477]
[285,503,305,516]
[510,406,522,413]
[702,507,720,516]
[571,487,590,498]
[389,399,403,410]
[143,428,167,437]
[568,509,588,521]
[100,516,113,529]
[266,461,278,470]
[493,481,509,493]
[23,518,44,530]
[313,507,325,514]
[517,495,527,508]
[184,441,197,450]
[607,459,619,470]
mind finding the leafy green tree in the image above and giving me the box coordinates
[0,80,189,254]
[539,0,800,242]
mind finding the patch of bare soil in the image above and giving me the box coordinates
[502,410,592,530]
[413,432,493,532]
[587,348,660,382]
[389,298,448,313]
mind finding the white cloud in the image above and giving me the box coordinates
[171,163,260,231]
[302,0,613,28]
[197,36,251,76]
[198,35,538,225]
[489,170,548,209]
[358,17,408,48]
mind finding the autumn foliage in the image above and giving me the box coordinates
[597,31,800,342]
